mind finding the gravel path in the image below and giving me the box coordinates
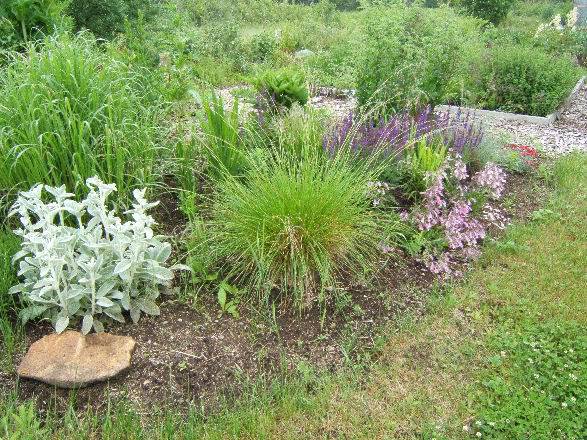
[485,83,587,155]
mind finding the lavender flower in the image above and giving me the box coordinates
[323,107,483,160]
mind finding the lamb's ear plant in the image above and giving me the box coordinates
[8,177,189,334]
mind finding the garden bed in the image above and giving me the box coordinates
[0,173,547,415]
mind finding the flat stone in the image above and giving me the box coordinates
[17,331,136,389]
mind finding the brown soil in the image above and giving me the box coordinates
[0,171,547,416]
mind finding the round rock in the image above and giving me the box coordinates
[17,331,136,389]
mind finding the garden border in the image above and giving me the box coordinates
[436,76,587,126]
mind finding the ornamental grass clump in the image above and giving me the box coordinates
[0,34,160,205]
[8,177,186,334]
[196,149,382,309]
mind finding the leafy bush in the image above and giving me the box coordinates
[253,67,309,112]
[0,34,160,205]
[465,45,581,116]
[67,0,153,40]
[8,178,186,334]
[457,0,516,24]
[472,322,587,438]
[192,150,382,309]
[0,0,69,52]
[356,6,484,115]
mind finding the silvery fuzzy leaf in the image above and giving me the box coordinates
[19,305,49,324]
[45,184,74,201]
[113,259,133,275]
[96,297,115,308]
[121,291,131,310]
[93,319,104,333]
[130,304,141,324]
[81,314,93,335]
[11,249,29,263]
[169,264,192,272]
[55,316,69,334]
[66,286,86,300]
[96,280,117,298]
[8,284,26,295]
[66,299,81,316]
[138,298,160,316]
[110,290,124,300]
[151,242,172,263]
[104,304,125,323]
[147,265,174,282]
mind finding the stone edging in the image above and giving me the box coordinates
[436,76,586,126]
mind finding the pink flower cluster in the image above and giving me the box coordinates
[473,163,507,199]
[416,172,446,230]
[444,200,486,249]
[411,159,508,277]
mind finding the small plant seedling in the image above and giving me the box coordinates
[217,280,240,318]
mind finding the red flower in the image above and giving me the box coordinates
[507,143,539,158]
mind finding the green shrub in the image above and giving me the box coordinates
[473,322,587,438]
[356,6,484,115]
[465,45,581,116]
[192,149,382,309]
[0,0,70,51]
[0,34,161,205]
[254,67,309,112]
[457,0,515,24]
[67,0,153,39]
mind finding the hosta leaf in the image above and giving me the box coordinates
[81,315,93,335]
[55,316,69,334]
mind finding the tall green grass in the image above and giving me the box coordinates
[0,33,161,204]
[0,229,21,371]
[192,145,383,309]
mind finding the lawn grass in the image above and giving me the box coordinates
[2,154,585,438]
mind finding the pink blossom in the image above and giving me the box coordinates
[473,163,507,199]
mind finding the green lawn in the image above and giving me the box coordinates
[2,154,586,438]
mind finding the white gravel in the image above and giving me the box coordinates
[485,84,587,156]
